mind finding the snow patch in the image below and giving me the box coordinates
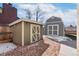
[45,35,72,42]
[0,43,17,54]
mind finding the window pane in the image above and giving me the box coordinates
[48,26,52,30]
[48,31,52,35]
[53,26,57,30]
[53,31,57,35]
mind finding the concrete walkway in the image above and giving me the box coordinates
[59,43,77,56]
[42,36,60,56]
[43,35,77,56]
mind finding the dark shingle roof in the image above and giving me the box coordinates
[46,16,62,22]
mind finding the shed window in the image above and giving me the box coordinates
[47,25,59,36]
[53,31,57,35]
[48,26,52,30]
[49,31,52,35]
[53,26,57,30]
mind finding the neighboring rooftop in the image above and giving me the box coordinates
[46,16,62,22]
[65,25,76,32]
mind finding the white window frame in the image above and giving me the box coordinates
[47,24,59,36]
[47,25,52,35]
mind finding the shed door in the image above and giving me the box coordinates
[30,24,40,43]
[47,25,59,36]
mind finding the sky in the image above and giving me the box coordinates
[0,3,77,27]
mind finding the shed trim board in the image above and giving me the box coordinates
[63,26,65,36]
[47,24,59,36]
[8,19,42,26]
[22,21,24,46]
[46,21,63,23]
[30,24,32,43]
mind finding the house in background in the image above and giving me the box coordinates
[65,25,76,35]
[0,3,18,25]
[45,16,64,36]
[8,19,43,46]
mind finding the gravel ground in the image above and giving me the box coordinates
[0,40,49,56]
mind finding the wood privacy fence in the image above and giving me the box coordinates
[0,26,13,42]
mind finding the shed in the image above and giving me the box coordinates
[8,19,43,46]
[45,16,64,36]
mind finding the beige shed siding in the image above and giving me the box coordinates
[9,19,43,46]
[24,22,30,45]
[10,22,22,45]
[40,25,43,40]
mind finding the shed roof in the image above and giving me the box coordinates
[46,16,62,22]
[8,19,42,26]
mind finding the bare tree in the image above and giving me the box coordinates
[35,6,45,22]
[23,9,32,19]
[22,5,45,22]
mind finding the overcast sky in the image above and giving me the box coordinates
[0,3,77,27]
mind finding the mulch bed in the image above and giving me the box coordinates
[0,40,49,56]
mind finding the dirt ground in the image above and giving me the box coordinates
[0,40,49,56]
[0,36,60,56]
